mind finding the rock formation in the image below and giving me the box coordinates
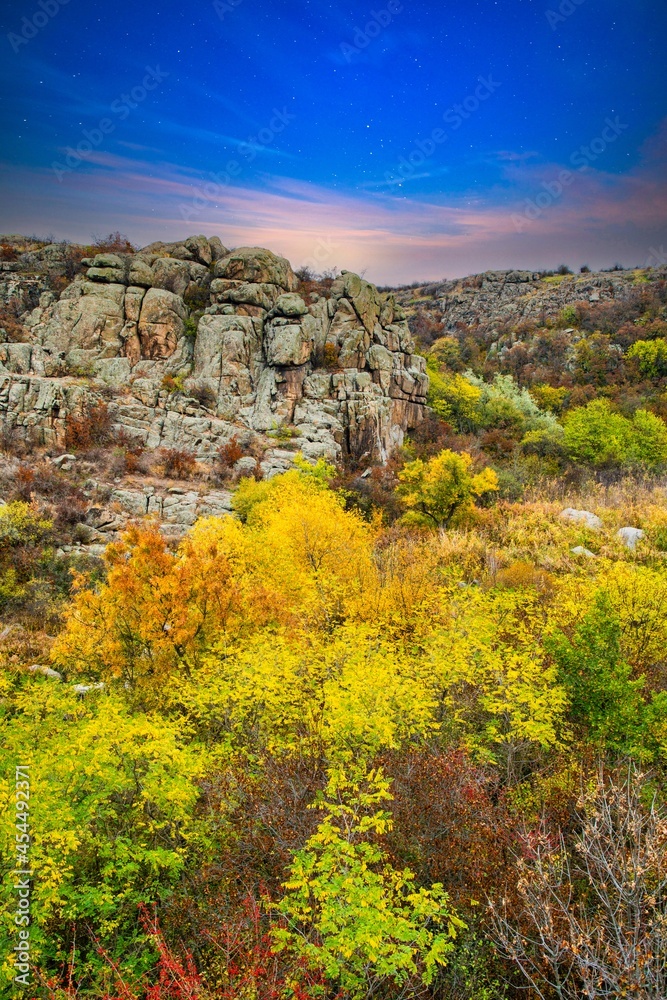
[0,237,428,473]
[397,267,667,336]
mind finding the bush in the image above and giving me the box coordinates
[187,381,217,409]
[274,764,464,999]
[428,336,463,371]
[183,285,209,311]
[183,316,199,340]
[91,231,137,253]
[0,501,52,552]
[158,448,198,479]
[0,307,26,342]
[111,436,145,475]
[161,372,188,394]
[427,366,482,431]
[65,402,112,450]
[217,435,244,470]
[564,399,632,466]
[626,337,667,377]
[317,342,341,370]
[409,308,445,347]
[529,384,569,413]
[557,304,578,328]
[564,398,667,469]
[396,449,499,528]
[0,243,19,261]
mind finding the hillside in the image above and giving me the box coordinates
[2,241,667,1000]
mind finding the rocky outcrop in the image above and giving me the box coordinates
[398,267,667,336]
[0,237,428,469]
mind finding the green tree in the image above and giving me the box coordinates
[426,364,482,431]
[626,337,667,377]
[397,449,499,528]
[546,593,666,758]
[563,399,632,466]
[564,399,667,469]
[628,408,667,467]
[274,764,464,999]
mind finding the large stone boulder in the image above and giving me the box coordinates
[332,271,381,334]
[138,288,187,359]
[27,280,126,365]
[264,315,317,366]
[213,246,298,291]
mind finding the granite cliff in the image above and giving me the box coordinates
[0,235,428,476]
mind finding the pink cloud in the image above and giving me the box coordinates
[2,120,667,283]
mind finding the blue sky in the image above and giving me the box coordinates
[1,0,666,283]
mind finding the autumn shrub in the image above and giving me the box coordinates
[183,284,209,312]
[489,765,667,1000]
[0,307,26,341]
[158,447,198,479]
[409,307,445,347]
[428,335,464,370]
[187,381,216,409]
[161,373,188,394]
[626,336,667,377]
[494,560,553,593]
[427,365,482,431]
[217,435,244,470]
[11,461,75,503]
[564,398,667,468]
[382,749,512,913]
[397,449,499,528]
[0,500,52,554]
[65,402,112,450]
[273,763,465,999]
[91,231,138,254]
[0,688,206,991]
[317,341,341,370]
[0,242,19,261]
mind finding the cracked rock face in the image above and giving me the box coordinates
[1,238,428,470]
[397,267,667,335]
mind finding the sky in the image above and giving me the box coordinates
[1,0,666,284]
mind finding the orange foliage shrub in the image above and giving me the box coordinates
[65,402,112,450]
[218,435,244,469]
[158,448,198,479]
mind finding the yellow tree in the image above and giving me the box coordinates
[397,449,498,528]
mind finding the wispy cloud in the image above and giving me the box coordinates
[2,119,666,284]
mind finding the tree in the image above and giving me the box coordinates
[396,449,498,528]
[546,593,647,756]
[426,366,482,431]
[273,763,464,998]
[626,337,667,378]
[563,398,632,466]
[628,408,667,466]
[489,765,667,1000]
[564,398,667,469]
[0,685,205,989]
